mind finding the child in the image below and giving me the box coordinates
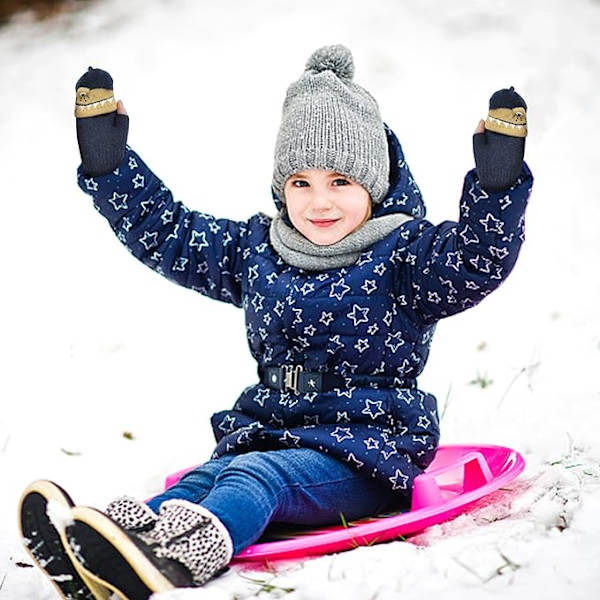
[19,45,532,599]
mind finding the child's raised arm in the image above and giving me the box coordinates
[75,68,261,308]
[394,88,533,324]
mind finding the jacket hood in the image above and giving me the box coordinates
[271,124,426,220]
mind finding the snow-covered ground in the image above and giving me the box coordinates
[1,0,599,598]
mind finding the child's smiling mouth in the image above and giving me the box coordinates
[309,218,340,228]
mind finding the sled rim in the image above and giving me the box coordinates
[230,444,525,562]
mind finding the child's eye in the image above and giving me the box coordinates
[291,180,309,188]
[333,178,350,186]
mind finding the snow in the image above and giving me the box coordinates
[46,499,74,534]
[1,0,599,598]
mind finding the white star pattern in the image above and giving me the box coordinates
[416,415,431,429]
[109,192,128,211]
[389,469,410,490]
[479,213,505,234]
[345,453,364,469]
[84,177,98,191]
[445,251,463,272]
[354,338,370,353]
[279,430,301,447]
[499,195,512,210]
[274,300,285,316]
[367,323,379,335]
[189,230,208,250]
[330,278,351,300]
[362,399,385,420]
[248,265,259,286]
[218,415,236,433]
[132,174,145,189]
[253,388,270,407]
[327,335,344,355]
[373,262,387,276]
[300,282,315,296]
[172,257,188,272]
[459,224,480,245]
[384,331,405,353]
[347,304,369,327]
[468,184,489,203]
[361,280,377,295]
[160,209,173,224]
[364,437,380,450]
[166,223,179,241]
[381,440,398,460]
[336,411,350,423]
[489,245,509,260]
[331,427,354,443]
[357,251,373,266]
[427,291,442,304]
[138,231,158,250]
[251,293,264,312]
[320,312,334,326]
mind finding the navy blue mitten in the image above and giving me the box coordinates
[75,67,129,176]
[473,87,527,193]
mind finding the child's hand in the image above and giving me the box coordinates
[75,67,129,176]
[472,87,527,192]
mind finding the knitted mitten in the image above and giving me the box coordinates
[104,496,159,534]
[75,66,129,176]
[473,87,527,192]
[150,500,233,586]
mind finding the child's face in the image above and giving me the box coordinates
[284,169,371,246]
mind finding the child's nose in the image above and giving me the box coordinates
[310,190,334,210]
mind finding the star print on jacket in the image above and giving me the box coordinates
[78,126,533,500]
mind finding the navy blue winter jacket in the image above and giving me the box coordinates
[78,126,533,500]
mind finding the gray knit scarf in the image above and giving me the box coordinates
[269,212,413,271]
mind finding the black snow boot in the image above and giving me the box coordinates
[18,480,110,600]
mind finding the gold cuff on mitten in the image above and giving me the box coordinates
[485,107,527,138]
[75,87,117,118]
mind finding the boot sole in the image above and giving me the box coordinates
[18,480,110,600]
[66,506,190,599]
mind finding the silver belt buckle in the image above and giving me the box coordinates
[283,365,303,394]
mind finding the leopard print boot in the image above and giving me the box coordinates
[104,496,158,534]
[150,500,233,586]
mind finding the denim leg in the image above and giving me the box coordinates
[200,448,396,555]
[146,454,236,514]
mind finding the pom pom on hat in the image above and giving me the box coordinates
[305,44,355,82]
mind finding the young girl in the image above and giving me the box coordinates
[19,45,532,599]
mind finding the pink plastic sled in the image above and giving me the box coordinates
[164,444,525,563]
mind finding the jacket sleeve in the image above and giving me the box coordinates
[77,147,248,307]
[403,163,533,323]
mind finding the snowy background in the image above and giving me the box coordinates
[1,0,599,598]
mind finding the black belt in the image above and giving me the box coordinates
[263,366,345,394]
[262,366,416,394]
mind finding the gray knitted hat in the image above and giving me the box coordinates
[272,45,390,204]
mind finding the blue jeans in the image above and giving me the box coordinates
[147,448,400,555]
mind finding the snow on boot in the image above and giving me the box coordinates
[104,496,158,533]
[18,480,111,600]
[151,500,233,586]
